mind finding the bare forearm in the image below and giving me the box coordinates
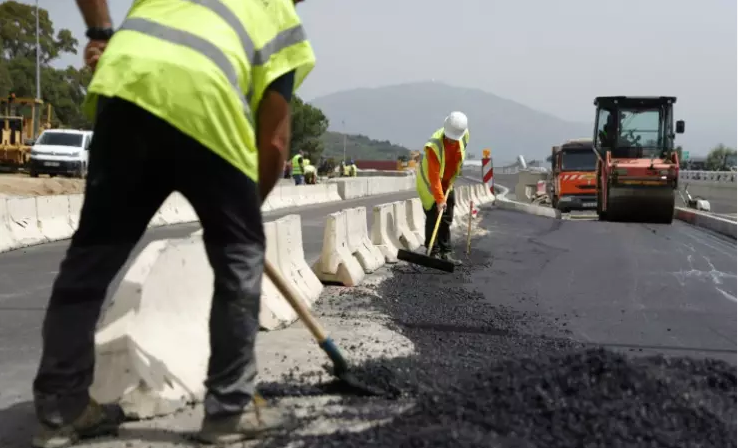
[76,0,113,28]
[256,91,291,202]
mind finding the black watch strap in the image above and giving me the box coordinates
[86,27,115,41]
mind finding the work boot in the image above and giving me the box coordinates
[32,399,124,448]
[197,400,297,444]
[440,252,463,266]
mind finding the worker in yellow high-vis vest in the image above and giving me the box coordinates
[32,1,315,447]
[416,112,469,266]
[291,150,305,185]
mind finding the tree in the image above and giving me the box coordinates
[0,1,90,128]
[705,144,737,171]
[290,96,329,160]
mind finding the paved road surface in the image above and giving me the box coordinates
[1,175,735,447]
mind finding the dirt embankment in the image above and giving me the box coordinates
[0,174,85,197]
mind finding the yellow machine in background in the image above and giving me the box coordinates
[0,93,53,170]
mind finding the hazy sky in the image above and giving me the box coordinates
[18,0,738,153]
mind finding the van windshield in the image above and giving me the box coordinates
[37,132,83,147]
[561,150,596,171]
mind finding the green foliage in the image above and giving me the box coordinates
[321,131,410,161]
[0,1,90,129]
[705,144,737,171]
[291,96,329,160]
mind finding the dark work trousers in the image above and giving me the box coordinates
[423,188,456,254]
[33,97,265,426]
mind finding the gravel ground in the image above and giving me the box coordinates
[256,217,736,448]
[0,173,85,196]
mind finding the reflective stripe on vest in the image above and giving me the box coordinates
[416,128,468,210]
[292,154,303,175]
[84,0,315,182]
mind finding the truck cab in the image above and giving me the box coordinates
[29,129,92,178]
[550,138,597,212]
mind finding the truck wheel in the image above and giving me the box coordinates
[29,170,39,178]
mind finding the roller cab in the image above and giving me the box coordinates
[592,96,685,224]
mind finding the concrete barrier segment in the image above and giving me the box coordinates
[90,237,213,419]
[392,200,422,251]
[345,206,384,273]
[35,195,74,242]
[371,203,401,263]
[68,194,83,230]
[312,210,366,286]
[496,197,561,219]
[405,198,425,245]
[0,198,17,252]
[269,214,323,306]
[674,207,737,239]
[260,220,307,330]
[6,197,46,247]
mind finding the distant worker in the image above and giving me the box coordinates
[339,160,346,177]
[31,1,315,447]
[415,111,469,266]
[291,150,305,185]
[304,158,317,184]
[348,159,358,177]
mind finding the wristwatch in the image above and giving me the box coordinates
[86,27,115,41]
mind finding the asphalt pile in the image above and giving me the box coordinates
[261,226,737,448]
[268,348,735,448]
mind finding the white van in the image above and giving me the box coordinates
[29,129,93,178]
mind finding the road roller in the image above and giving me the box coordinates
[592,96,685,224]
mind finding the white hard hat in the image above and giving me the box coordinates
[443,111,468,141]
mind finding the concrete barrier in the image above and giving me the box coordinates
[90,236,213,419]
[456,187,470,219]
[36,195,74,242]
[260,215,323,330]
[312,210,365,286]
[90,211,326,418]
[496,197,561,219]
[333,178,369,200]
[674,207,737,239]
[152,193,198,226]
[267,214,323,308]
[331,175,416,200]
[346,206,384,273]
[5,197,45,247]
[0,199,16,252]
[392,200,422,251]
[405,198,425,245]
[0,179,387,256]
[68,194,83,230]
[371,203,400,263]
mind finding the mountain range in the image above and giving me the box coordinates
[310,81,593,165]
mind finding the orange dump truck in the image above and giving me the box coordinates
[550,138,598,212]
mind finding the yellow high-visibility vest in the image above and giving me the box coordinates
[416,127,468,210]
[291,154,303,175]
[83,0,316,183]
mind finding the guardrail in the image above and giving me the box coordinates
[494,167,737,185]
[679,171,736,184]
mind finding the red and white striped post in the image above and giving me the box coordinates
[481,148,494,195]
